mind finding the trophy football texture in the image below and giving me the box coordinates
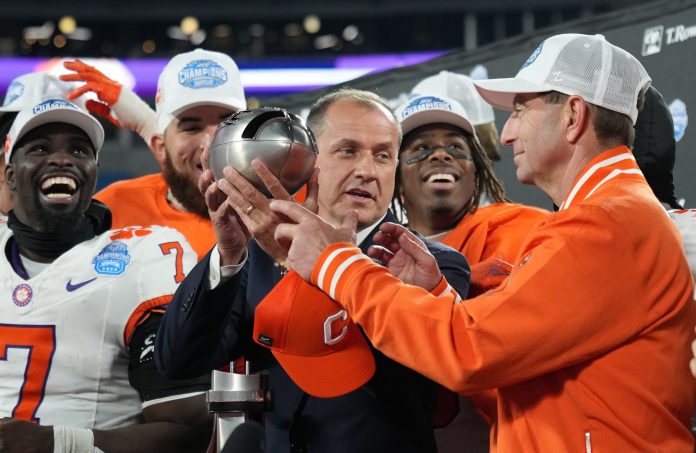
[208,107,318,196]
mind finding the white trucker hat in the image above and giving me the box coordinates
[396,94,477,138]
[155,48,247,133]
[474,34,651,124]
[5,99,104,162]
[412,71,495,125]
[0,72,76,117]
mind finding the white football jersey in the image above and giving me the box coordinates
[0,224,196,429]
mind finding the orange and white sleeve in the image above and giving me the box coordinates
[310,243,462,303]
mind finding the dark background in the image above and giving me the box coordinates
[0,0,690,208]
[265,0,696,208]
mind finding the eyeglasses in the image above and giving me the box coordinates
[403,144,473,165]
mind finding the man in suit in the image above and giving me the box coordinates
[155,88,470,453]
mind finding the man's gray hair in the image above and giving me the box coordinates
[306,87,402,145]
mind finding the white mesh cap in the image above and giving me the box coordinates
[155,48,247,133]
[396,94,476,138]
[0,72,77,117]
[5,99,104,163]
[411,71,495,125]
[474,34,651,124]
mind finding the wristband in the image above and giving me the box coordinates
[112,88,157,146]
[53,425,95,453]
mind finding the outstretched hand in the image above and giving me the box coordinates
[368,222,441,291]
[270,200,358,281]
[468,251,513,297]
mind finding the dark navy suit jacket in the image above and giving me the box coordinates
[156,211,470,453]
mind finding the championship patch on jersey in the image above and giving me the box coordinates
[178,59,228,89]
[93,240,131,276]
[3,81,24,107]
[12,283,33,307]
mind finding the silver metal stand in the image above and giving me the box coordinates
[207,364,271,452]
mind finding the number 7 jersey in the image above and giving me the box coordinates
[0,224,197,429]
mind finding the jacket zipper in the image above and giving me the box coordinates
[585,431,592,453]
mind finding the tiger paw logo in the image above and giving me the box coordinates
[12,283,33,307]
[109,226,153,240]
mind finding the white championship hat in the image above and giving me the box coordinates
[5,99,104,162]
[474,33,651,124]
[411,71,495,125]
[155,48,247,133]
[0,72,77,117]
[396,94,477,138]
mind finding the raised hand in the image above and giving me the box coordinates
[61,60,122,126]
[215,159,319,263]
[368,222,441,291]
[200,146,249,266]
[271,200,358,281]
[61,60,156,144]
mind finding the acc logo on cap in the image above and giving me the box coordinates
[3,81,24,107]
[93,240,131,276]
[178,59,228,89]
[32,99,78,115]
[401,96,453,119]
[521,42,544,69]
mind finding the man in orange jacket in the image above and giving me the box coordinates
[270,33,696,452]
[392,93,548,452]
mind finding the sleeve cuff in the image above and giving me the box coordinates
[431,276,462,303]
[311,242,372,299]
[209,246,247,289]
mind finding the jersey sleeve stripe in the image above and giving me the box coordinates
[329,253,373,300]
[312,243,362,289]
[123,294,173,346]
[312,243,463,304]
[316,246,359,289]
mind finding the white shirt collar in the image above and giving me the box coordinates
[356,212,388,246]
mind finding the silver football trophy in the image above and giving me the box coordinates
[208,107,318,197]
[207,363,270,452]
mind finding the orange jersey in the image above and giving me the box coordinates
[443,203,548,266]
[96,173,214,260]
[310,146,696,452]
